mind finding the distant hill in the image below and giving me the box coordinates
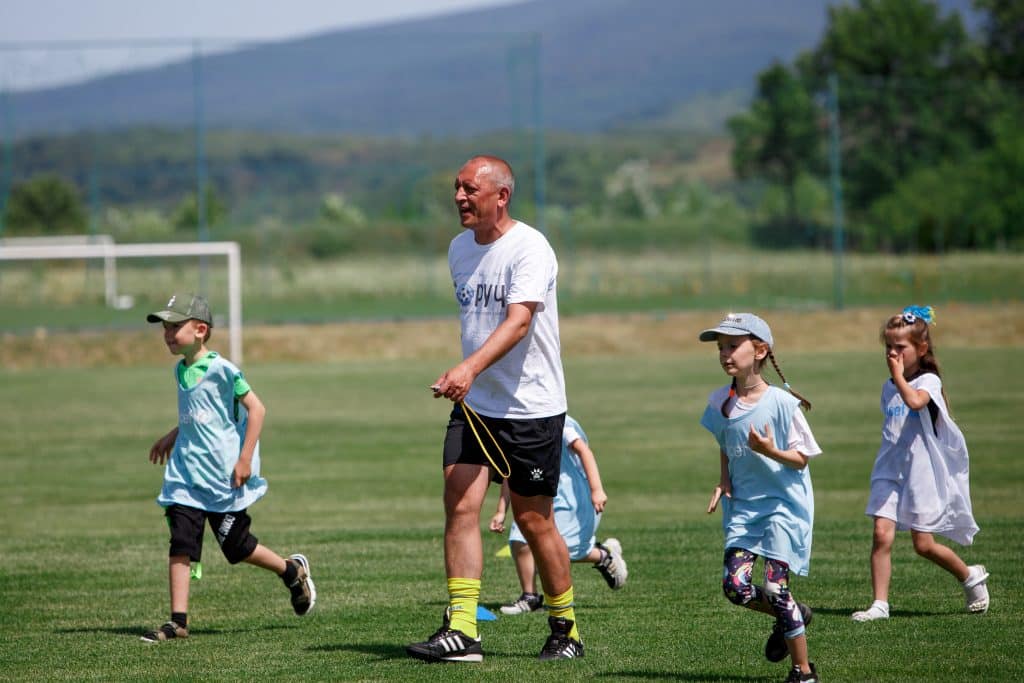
[6,0,977,138]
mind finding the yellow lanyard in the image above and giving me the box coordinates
[459,401,511,479]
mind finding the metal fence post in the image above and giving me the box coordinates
[0,87,10,240]
[828,73,845,311]
[193,40,209,292]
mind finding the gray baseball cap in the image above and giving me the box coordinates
[146,292,213,325]
[699,312,774,348]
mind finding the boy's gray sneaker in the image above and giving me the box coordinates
[140,621,188,643]
[538,616,584,660]
[287,553,317,616]
[500,592,544,615]
[593,538,628,589]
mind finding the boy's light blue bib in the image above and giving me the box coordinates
[701,387,814,575]
[157,355,267,512]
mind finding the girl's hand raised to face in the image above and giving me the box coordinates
[886,348,904,378]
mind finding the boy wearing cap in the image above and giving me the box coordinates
[141,292,316,643]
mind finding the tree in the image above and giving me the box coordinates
[974,0,1024,81]
[869,112,1024,250]
[320,192,367,227]
[971,0,1024,144]
[172,186,226,234]
[796,0,979,212]
[3,174,87,236]
[728,62,823,231]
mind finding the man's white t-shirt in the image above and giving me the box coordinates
[449,220,567,418]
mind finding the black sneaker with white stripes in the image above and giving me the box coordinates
[538,616,584,660]
[406,610,483,663]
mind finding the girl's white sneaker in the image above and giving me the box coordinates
[963,565,990,613]
[851,602,889,622]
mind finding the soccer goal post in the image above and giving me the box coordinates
[0,240,243,363]
[0,234,128,308]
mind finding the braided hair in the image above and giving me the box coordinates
[766,347,812,411]
[719,337,812,416]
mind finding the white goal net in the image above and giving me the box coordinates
[0,239,243,363]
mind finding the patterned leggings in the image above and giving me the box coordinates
[722,547,806,638]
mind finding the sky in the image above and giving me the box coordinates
[0,0,517,90]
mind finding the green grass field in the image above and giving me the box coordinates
[1,348,1021,682]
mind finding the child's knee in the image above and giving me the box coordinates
[721,549,758,605]
[872,515,896,540]
[220,531,258,564]
[510,540,530,557]
[911,534,935,557]
[910,527,934,549]
[763,579,785,608]
[722,577,756,605]
[212,512,259,564]
[764,580,795,616]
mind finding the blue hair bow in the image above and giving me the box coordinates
[901,305,935,325]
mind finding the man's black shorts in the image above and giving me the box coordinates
[443,404,565,497]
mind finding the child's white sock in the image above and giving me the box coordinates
[962,565,991,613]
[962,565,988,588]
[851,600,889,621]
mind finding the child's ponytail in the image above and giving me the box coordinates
[766,349,812,412]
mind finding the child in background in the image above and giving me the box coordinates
[700,313,821,683]
[142,292,315,643]
[851,306,988,622]
[490,415,627,615]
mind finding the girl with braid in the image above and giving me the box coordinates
[699,313,822,683]
[851,306,988,622]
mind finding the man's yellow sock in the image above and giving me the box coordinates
[447,577,480,639]
[545,586,580,640]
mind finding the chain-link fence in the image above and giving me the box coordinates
[0,37,1020,334]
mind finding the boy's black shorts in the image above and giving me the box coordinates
[443,404,565,498]
[165,504,259,565]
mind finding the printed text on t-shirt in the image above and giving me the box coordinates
[457,282,507,309]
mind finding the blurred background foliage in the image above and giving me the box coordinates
[1,0,1021,259]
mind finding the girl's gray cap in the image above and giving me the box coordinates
[698,312,774,348]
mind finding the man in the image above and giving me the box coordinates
[406,155,583,663]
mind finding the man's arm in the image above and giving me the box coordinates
[432,301,537,403]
